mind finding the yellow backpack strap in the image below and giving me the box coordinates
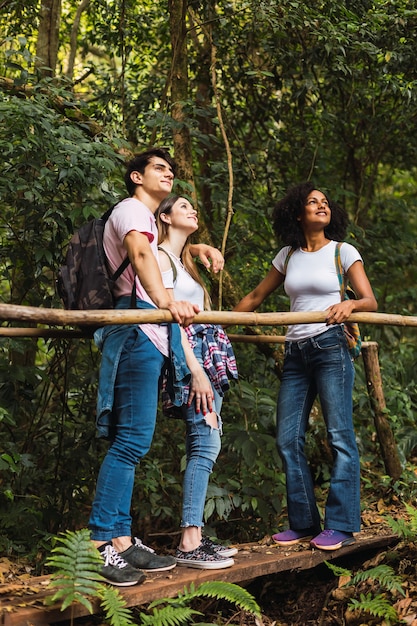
[334,241,362,358]
[334,241,346,298]
[283,247,296,274]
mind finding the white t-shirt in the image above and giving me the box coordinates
[160,248,204,310]
[272,240,362,341]
[103,196,169,356]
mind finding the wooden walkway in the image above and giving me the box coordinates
[0,531,398,626]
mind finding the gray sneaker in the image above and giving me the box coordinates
[119,537,176,572]
[99,543,146,587]
[201,536,238,558]
[175,544,234,570]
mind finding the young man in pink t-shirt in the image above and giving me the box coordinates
[88,148,223,586]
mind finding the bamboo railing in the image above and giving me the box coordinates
[0,302,416,328]
[0,303,410,480]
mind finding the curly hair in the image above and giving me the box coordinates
[272,181,348,248]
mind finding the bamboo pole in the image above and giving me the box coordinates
[228,335,375,346]
[361,343,402,480]
[0,328,377,347]
[8,329,281,339]
[1,303,417,328]
[0,328,85,338]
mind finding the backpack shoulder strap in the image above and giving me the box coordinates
[334,241,347,297]
[99,206,130,281]
[158,246,178,283]
[111,255,130,281]
[283,246,296,274]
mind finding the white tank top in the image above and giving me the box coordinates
[159,248,205,310]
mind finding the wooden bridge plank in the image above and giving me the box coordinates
[0,533,398,626]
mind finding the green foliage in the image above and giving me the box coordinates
[98,585,135,626]
[325,559,406,624]
[403,502,417,534]
[0,88,125,311]
[207,377,286,537]
[350,564,405,596]
[325,561,352,578]
[177,580,261,615]
[385,501,417,540]
[0,335,103,559]
[45,529,103,612]
[349,593,399,623]
[139,581,261,625]
[45,529,134,626]
[138,605,203,626]
[0,81,127,558]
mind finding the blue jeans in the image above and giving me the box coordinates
[276,325,360,533]
[89,327,165,541]
[180,336,222,528]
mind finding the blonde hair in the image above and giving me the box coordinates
[156,195,211,310]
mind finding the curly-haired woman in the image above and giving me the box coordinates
[234,182,377,551]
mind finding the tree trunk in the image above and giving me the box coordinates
[35,0,62,77]
[66,0,91,81]
[189,3,216,224]
[168,0,195,196]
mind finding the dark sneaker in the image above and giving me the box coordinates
[272,528,316,546]
[310,529,355,551]
[119,537,176,572]
[99,543,146,587]
[175,544,234,570]
[201,536,238,557]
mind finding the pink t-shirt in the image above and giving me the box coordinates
[103,197,169,356]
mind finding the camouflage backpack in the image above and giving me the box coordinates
[57,207,131,311]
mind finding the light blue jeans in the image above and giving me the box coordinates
[276,325,360,534]
[180,336,222,528]
[89,327,165,541]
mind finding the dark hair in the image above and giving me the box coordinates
[156,195,211,310]
[124,147,177,196]
[272,181,348,248]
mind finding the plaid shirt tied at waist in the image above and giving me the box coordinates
[162,323,238,417]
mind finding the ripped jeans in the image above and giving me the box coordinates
[180,336,222,528]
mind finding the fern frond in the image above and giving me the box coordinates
[351,564,405,596]
[45,583,100,609]
[198,580,261,615]
[45,529,103,612]
[147,581,261,622]
[138,605,202,626]
[179,581,261,617]
[395,426,417,460]
[97,585,134,626]
[149,595,188,610]
[404,502,417,534]
[385,514,416,540]
[349,592,398,622]
[324,561,352,578]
